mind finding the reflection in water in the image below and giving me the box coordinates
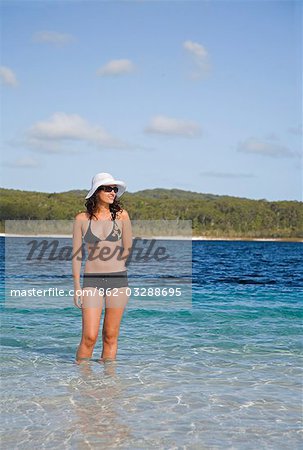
[68,360,132,446]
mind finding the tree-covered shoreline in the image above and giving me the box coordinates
[0,187,302,239]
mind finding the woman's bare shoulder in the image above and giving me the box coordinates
[74,211,89,221]
[116,209,130,220]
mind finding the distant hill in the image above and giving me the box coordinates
[0,187,302,238]
[132,188,221,201]
[61,189,87,196]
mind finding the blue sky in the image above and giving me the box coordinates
[0,0,302,201]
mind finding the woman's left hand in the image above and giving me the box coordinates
[74,288,83,309]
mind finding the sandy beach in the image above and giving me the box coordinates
[1,233,302,242]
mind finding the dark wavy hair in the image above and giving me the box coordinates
[85,186,123,220]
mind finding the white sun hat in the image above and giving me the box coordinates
[85,172,127,199]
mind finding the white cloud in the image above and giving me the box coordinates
[0,66,18,87]
[184,40,208,59]
[237,137,299,158]
[200,171,255,179]
[32,31,75,45]
[145,115,202,137]
[3,157,39,168]
[26,112,129,153]
[96,59,135,76]
[183,40,211,79]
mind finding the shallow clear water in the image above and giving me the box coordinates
[1,238,302,449]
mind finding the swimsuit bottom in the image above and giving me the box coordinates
[82,270,128,291]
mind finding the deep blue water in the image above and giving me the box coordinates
[1,237,302,449]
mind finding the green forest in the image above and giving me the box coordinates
[0,187,302,239]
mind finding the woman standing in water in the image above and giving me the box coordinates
[72,172,132,364]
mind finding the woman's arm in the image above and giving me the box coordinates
[72,214,84,293]
[121,210,133,265]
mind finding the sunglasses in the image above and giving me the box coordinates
[98,185,119,194]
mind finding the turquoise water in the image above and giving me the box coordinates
[1,238,302,449]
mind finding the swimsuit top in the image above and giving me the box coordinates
[83,219,122,244]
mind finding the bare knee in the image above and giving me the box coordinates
[102,329,118,346]
[82,333,98,348]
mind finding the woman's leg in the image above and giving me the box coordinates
[100,287,129,361]
[76,287,104,363]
